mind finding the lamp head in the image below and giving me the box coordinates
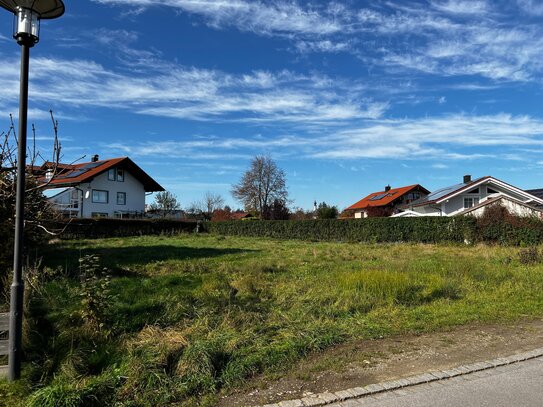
[0,0,65,45]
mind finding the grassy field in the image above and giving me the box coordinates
[2,234,543,406]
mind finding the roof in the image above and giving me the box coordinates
[231,212,254,220]
[346,184,430,210]
[410,176,543,208]
[36,157,164,192]
[526,189,543,200]
[458,195,543,216]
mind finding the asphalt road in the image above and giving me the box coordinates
[330,357,543,407]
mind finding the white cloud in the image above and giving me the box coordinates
[0,55,385,124]
[104,114,543,162]
[92,0,342,36]
[431,0,490,15]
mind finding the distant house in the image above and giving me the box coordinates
[231,212,256,220]
[37,156,164,218]
[345,184,430,218]
[404,175,543,217]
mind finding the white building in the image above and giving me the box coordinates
[39,156,164,218]
[404,175,543,218]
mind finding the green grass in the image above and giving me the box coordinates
[2,234,543,406]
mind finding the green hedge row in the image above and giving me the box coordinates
[52,218,202,239]
[208,217,478,244]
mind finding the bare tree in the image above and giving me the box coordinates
[231,156,288,217]
[148,191,181,218]
[1,112,65,293]
[190,191,225,220]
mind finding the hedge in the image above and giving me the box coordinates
[51,218,203,240]
[208,217,478,244]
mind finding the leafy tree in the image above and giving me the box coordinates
[262,199,290,220]
[231,156,288,216]
[211,207,233,222]
[148,191,181,218]
[290,207,314,220]
[316,202,339,219]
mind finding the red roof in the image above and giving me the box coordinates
[346,184,429,210]
[35,157,164,192]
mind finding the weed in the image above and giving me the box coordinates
[519,247,541,265]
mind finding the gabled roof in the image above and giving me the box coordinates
[410,176,543,207]
[526,189,543,200]
[37,157,164,192]
[346,184,429,210]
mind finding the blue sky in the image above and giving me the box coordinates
[2,0,543,210]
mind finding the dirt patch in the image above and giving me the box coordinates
[219,319,543,406]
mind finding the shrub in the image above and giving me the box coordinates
[209,217,476,244]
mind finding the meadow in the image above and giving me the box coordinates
[2,234,543,406]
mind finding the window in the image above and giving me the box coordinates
[467,187,480,194]
[487,187,499,194]
[92,190,108,203]
[117,192,126,205]
[108,168,116,181]
[464,197,479,209]
[91,212,108,218]
[117,169,124,182]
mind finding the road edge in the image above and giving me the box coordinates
[259,347,543,407]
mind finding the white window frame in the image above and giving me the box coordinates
[463,197,480,209]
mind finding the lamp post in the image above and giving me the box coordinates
[0,0,64,381]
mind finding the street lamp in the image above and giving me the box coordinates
[0,0,64,381]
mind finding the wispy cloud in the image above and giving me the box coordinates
[103,114,543,162]
[0,55,385,124]
[92,0,342,36]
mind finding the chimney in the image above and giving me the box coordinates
[463,174,472,184]
[385,185,391,192]
[91,154,99,162]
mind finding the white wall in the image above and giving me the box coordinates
[79,170,145,217]
[468,199,543,219]
[412,181,541,217]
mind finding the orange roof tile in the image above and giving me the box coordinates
[36,157,164,192]
[346,184,429,210]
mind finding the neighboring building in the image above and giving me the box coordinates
[345,184,430,218]
[231,212,256,220]
[526,189,543,206]
[405,175,543,217]
[458,195,543,219]
[37,156,164,218]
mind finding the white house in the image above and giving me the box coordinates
[38,156,164,218]
[404,175,543,218]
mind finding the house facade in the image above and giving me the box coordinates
[346,184,430,218]
[405,175,543,217]
[39,156,164,218]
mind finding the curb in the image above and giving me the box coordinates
[258,347,543,407]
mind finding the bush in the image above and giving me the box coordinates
[476,204,543,245]
[209,217,477,243]
[48,218,204,239]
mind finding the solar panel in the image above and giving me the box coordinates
[370,193,388,201]
[61,169,87,179]
[80,162,102,169]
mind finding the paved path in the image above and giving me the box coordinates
[330,357,543,407]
